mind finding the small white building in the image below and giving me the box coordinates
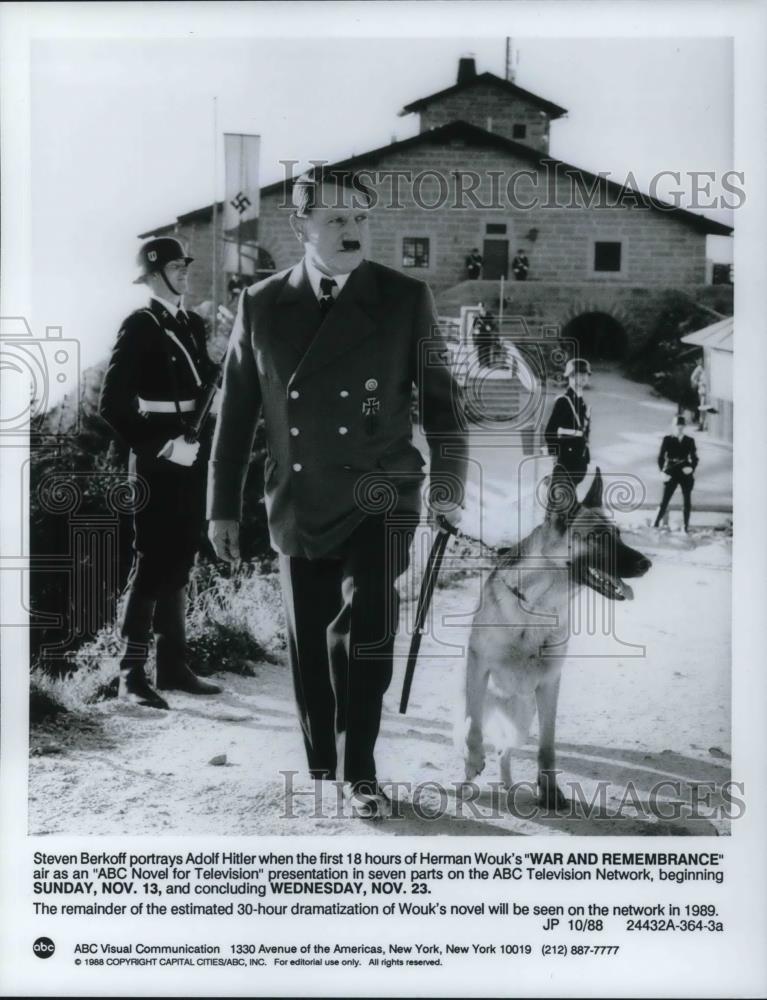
[682,316,733,442]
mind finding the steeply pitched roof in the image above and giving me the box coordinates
[139,120,733,238]
[399,71,568,120]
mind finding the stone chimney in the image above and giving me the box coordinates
[457,56,477,86]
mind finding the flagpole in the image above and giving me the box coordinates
[211,96,218,334]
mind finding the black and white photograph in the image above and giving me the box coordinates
[1,2,766,997]
[20,25,737,836]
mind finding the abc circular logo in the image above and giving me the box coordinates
[33,936,55,959]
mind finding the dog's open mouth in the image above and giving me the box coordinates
[583,566,634,601]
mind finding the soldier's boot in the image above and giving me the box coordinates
[119,590,169,710]
[154,587,222,695]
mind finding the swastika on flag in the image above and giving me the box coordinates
[230,192,252,214]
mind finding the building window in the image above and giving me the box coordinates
[485,223,507,235]
[593,241,622,272]
[512,123,527,140]
[402,237,430,269]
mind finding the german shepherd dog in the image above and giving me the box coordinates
[462,466,651,810]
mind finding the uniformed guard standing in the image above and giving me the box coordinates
[100,238,222,709]
[511,249,530,281]
[544,357,592,485]
[465,248,483,280]
[653,414,698,532]
[207,167,468,818]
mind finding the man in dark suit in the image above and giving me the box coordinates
[653,415,698,532]
[100,237,222,709]
[207,167,467,817]
[544,357,592,486]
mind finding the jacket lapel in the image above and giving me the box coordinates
[150,298,182,334]
[289,260,380,385]
[269,263,323,384]
[148,299,203,386]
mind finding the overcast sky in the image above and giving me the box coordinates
[27,33,733,374]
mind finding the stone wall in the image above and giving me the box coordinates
[416,82,551,152]
[154,140,718,359]
[436,279,720,355]
[253,141,710,295]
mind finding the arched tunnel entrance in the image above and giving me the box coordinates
[561,312,629,362]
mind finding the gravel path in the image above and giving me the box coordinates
[29,527,731,838]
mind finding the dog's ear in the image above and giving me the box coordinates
[545,464,579,531]
[582,467,603,509]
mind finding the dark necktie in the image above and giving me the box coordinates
[318,277,337,318]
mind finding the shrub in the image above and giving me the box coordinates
[29,561,286,722]
[185,561,286,675]
[625,291,729,406]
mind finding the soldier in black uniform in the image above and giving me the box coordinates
[207,168,468,818]
[653,415,698,532]
[511,249,529,281]
[465,248,483,280]
[100,238,222,709]
[544,357,592,485]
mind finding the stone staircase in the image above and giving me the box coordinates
[450,345,548,452]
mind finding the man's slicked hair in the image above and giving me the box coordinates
[292,165,374,218]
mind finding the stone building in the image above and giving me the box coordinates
[140,57,732,360]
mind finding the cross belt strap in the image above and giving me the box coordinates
[138,398,196,414]
[563,392,590,430]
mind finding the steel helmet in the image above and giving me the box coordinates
[563,357,592,379]
[133,237,193,285]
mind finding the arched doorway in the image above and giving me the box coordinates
[561,311,629,362]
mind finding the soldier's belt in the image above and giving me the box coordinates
[138,397,196,414]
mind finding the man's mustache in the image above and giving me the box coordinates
[341,240,361,251]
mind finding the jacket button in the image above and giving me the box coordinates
[290,390,300,399]
[343,464,352,471]
[290,427,300,436]
[365,378,378,391]
[339,390,349,398]
[292,463,302,472]
[338,426,348,435]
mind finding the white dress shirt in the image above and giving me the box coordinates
[150,293,187,321]
[303,258,352,302]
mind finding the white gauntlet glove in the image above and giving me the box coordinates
[159,436,200,467]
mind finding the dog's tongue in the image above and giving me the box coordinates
[620,581,634,601]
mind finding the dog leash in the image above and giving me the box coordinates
[399,515,458,715]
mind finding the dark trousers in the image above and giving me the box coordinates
[120,432,208,672]
[119,577,188,675]
[654,474,694,529]
[554,448,590,487]
[278,515,416,786]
